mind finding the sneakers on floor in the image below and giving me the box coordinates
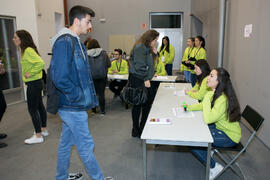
[210,162,224,180]
[104,177,114,180]
[41,130,49,137]
[34,130,49,137]
[0,142,7,148]
[0,133,7,139]
[24,135,44,144]
[68,173,83,180]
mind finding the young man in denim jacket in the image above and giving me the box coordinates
[50,6,106,180]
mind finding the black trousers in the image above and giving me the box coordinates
[26,79,47,133]
[129,74,154,133]
[109,80,127,96]
[93,78,107,113]
[0,89,7,122]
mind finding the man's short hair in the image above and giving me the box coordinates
[114,49,122,55]
[69,5,95,26]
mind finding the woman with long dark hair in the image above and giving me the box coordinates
[181,37,195,82]
[188,36,207,87]
[87,39,111,115]
[13,30,47,144]
[158,36,175,75]
[129,29,159,137]
[185,59,211,101]
[187,67,241,179]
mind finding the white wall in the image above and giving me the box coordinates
[1,0,65,70]
[68,0,191,55]
[0,0,39,49]
[35,0,65,69]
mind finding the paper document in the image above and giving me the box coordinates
[155,76,168,80]
[163,83,175,89]
[172,107,195,118]
[148,118,172,125]
[174,90,185,96]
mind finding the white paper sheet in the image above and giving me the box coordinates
[155,76,168,80]
[172,107,195,118]
[174,90,185,96]
[163,83,175,89]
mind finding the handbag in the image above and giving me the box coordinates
[120,82,148,106]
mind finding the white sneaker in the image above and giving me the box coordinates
[68,173,83,180]
[211,150,214,157]
[24,135,44,144]
[210,162,224,180]
[104,177,114,180]
[33,130,49,137]
[41,130,49,137]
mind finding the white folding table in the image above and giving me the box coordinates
[141,83,213,180]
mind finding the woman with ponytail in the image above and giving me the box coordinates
[186,67,241,179]
[188,36,207,87]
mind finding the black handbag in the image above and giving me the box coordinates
[120,82,148,106]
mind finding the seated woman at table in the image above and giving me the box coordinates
[185,59,211,101]
[186,67,241,180]
[108,49,129,98]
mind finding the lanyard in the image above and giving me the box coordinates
[116,60,122,72]
[194,47,201,58]
[187,47,194,58]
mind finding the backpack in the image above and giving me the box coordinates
[46,34,76,115]
[88,50,107,79]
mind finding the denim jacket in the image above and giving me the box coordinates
[50,28,98,111]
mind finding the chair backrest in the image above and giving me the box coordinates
[241,105,264,131]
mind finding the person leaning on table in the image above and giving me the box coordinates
[129,29,159,138]
[185,59,211,101]
[186,67,241,180]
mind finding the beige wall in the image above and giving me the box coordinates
[35,0,65,70]
[192,0,270,147]
[224,0,270,147]
[191,0,219,69]
[68,0,191,54]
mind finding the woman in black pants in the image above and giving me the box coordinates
[87,39,111,115]
[129,30,159,137]
[13,30,47,144]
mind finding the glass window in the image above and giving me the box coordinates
[0,16,23,103]
[151,14,181,28]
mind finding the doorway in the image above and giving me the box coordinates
[150,12,183,70]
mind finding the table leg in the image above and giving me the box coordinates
[143,140,147,180]
[206,143,212,180]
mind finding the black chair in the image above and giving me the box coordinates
[212,105,264,179]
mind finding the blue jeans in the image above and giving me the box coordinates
[165,64,173,75]
[191,124,237,168]
[184,71,191,82]
[56,110,104,180]
[190,73,197,87]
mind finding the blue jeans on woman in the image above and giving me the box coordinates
[191,124,237,168]
[56,109,104,180]
[190,73,197,87]
[184,71,191,83]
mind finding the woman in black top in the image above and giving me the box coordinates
[129,30,159,137]
[87,39,111,115]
